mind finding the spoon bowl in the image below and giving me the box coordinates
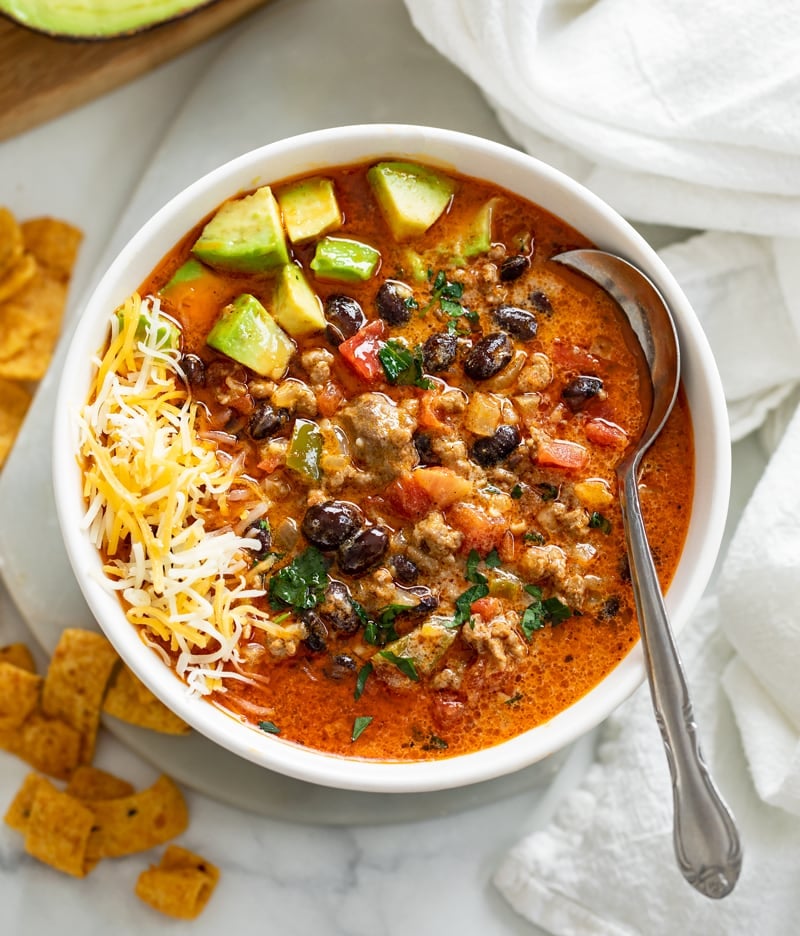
[553,249,743,899]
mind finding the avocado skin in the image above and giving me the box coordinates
[192,187,290,275]
[0,0,216,39]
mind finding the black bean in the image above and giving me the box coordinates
[391,555,419,585]
[325,294,366,345]
[562,375,604,411]
[301,611,327,653]
[499,254,530,282]
[492,304,538,340]
[249,402,289,440]
[338,526,389,575]
[407,588,439,613]
[463,332,514,380]
[422,332,457,372]
[245,518,272,560]
[302,501,364,550]
[376,280,414,326]
[413,433,441,466]
[317,581,362,635]
[469,424,522,467]
[529,290,553,315]
[330,654,358,679]
[598,596,621,621]
[180,353,205,386]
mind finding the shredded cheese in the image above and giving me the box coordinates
[78,294,304,695]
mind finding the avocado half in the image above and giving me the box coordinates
[0,0,218,39]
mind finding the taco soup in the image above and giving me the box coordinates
[79,158,693,761]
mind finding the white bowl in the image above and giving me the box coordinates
[53,124,730,793]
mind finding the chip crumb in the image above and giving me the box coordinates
[136,845,220,920]
[0,642,38,673]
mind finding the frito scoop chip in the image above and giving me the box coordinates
[0,252,37,303]
[0,207,23,279]
[24,777,97,878]
[66,765,135,801]
[0,660,43,732]
[41,629,119,765]
[0,378,31,469]
[21,218,82,283]
[136,844,220,920]
[103,665,191,736]
[0,642,38,672]
[2,712,82,780]
[0,274,68,380]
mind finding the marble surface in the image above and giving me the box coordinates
[0,0,768,932]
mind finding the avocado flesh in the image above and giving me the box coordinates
[368,161,456,241]
[162,258,207,292]
[373,619,456,685]
[206,294,295,380]
[0,0,214,38]
[310,237,381,283]
[192,186,290,275]
[272,265,326,338]
[277,177,342,245]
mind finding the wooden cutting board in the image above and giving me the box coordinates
[0,0,271,143]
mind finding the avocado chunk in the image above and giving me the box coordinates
[162,258,207,292]
[276,177,342,245]
[272,265,326,337]
[0,0,213,38]
[116,310,180,349]
[206,294,295,380]
[192,186,290,275]
[367,161,456,241]
[460,197,499,259]
[310,237,381,283]
[372,618,456,687]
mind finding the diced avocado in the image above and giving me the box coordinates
[272,265,326,337]
[367,161,456,241]
[373,618,456,685]
[310,237,381,282]
[162,258,207,292]
[116,310,180,349]
[286,419,323,481]
[276,177,342,245]
[192,186,290,274]
[459,197,499,259]
[400,248,429,283]
[206,294,294,380]
[0,0,211,38]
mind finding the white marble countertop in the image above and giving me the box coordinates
[0,1,768,932]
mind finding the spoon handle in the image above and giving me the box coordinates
[619,463,742,898]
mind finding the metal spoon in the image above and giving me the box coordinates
[552,248,742,899]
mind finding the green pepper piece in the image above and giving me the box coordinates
[286,418,323,481]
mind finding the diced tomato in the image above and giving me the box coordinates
[256,452,284,474]
[413,467,473,508]
[316,380,344,417]
[384,472,433,520]
[550,340,600,372]
[417,392,449,433]
[585,418,629,448]
[338,320,386,382]
[447,503,508,554]
[470,596,502,619]
[535,437,589,470]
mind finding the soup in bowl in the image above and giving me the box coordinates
[53,125,729,792]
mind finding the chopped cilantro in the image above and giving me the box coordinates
[351,715,373,742]
[363,602,414,646]
[520,584,572,641]
[465,548,486,585]
[510,483,524,499]
[485,548,502,569]
[523,531,546,545]
[404,295,419,310]
[504,692,524,706]
[268,547,328,611]
[537,482,559,501]
[354,662,373,700]
[378,650,420,682]
[589,511,612,535]
[422,734,449,751]
[452,582,490,627]
[258,721,280,734]
[377,339,432,389]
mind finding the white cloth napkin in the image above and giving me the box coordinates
[401,0,800,931]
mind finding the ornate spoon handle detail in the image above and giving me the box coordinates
[619,461,743,898]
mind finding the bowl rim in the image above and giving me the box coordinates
[52,123,731,793]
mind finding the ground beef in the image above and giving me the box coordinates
[409,511,464,561]
[461,610,526,673]
[271,379,318,417]
[301,348,334,388]
[337,392,417,484]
